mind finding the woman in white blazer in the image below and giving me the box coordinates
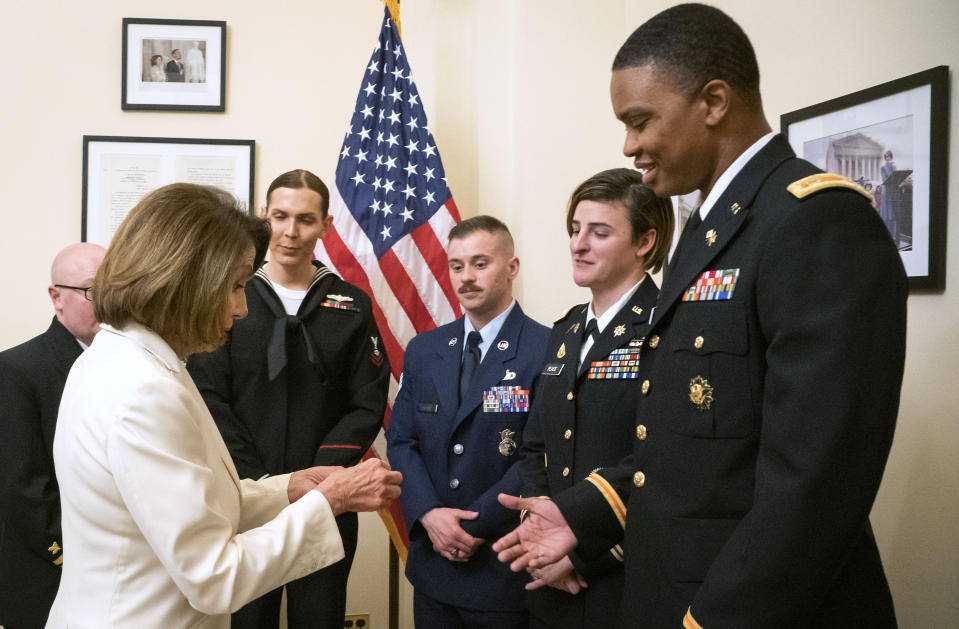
[47,183,401,628]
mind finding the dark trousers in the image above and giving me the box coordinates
[231,512,357,629]
[413,590,528,629]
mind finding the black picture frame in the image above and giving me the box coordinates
[781,65,949,292]
[82,135,255,245]
[122,18,227,112]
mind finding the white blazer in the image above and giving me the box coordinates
[47,323,344,628]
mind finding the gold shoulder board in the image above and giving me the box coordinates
[554,303,582,323]
[787,173,871,201]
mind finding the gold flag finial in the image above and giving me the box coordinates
[382,0,402,37]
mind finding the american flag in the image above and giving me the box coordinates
[314,6,462,558]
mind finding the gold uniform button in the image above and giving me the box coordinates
[633,471,645,487]
[564,429,572,440]
[648,334,660,349]
[566,392,574,401]
[636,424,647,440]
[694,335,704,349]
[562,467,570,477]
[641,380,650,395]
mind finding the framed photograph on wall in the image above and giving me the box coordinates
[122,18,227,111]
[781,65,949,292]
[82,136,255,246]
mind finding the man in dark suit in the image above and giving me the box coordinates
[495,5,907,628]
[165,48,184,82]
[387,215,549,629]
[0,242,105,629]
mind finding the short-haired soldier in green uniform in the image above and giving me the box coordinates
[495,5,907,628]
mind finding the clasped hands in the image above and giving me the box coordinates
[421,507,485,562]
[287,458,402,515]
[492,494,587,594]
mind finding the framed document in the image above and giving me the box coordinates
[122,18,227,112]
[82,135,255,246]
[782,66,949,292]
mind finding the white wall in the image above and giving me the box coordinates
[1,1,956,627]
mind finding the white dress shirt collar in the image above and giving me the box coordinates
[698,132,776,220]
[463,299,516,362]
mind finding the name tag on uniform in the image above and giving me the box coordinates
[541,363,565,376]
[683,268,740,302]
[417,402,439,413]
[588,348,641,379]
[483,386,530,412]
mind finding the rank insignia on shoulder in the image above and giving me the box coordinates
[683,268,740,302]
[49,541,61,555]
[787,173,871,200]
[320,294,360,311]
[555,304,580,322]
[568,321,580,335]
[689,375,714,410]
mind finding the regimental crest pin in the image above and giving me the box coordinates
[449,337,458,347]
[689,375,714,411]
[497,340,509,351]
[498,428,517,456]
[557,343,566,359]
[613,324,626,337]
[730,202,742,215]
[705,229,718,247]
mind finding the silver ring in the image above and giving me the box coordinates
[450,548,459,557]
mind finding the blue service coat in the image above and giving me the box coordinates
[386,304,549,611]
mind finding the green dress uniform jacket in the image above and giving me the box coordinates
[554,135,906,628]
[0,317,80,628]
[520,277,658,628]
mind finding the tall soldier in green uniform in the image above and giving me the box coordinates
[495,5,907,628]
[188,170,390,629]
[519,168,672,628]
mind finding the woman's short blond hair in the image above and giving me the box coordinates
[94,183,270,351]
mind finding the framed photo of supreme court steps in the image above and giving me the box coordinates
[122,18,227,111]
[781,65,949,292]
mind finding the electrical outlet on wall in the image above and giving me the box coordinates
[343,613,370,628]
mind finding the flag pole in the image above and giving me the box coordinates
[383,6,402,628]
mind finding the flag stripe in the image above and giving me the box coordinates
[391,232,458,325]
[410,210,462,317]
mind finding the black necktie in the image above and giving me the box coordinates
[579,319,599,374]
[583,319,599,344]
[459,331,482,403]
[666,208,702,276]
